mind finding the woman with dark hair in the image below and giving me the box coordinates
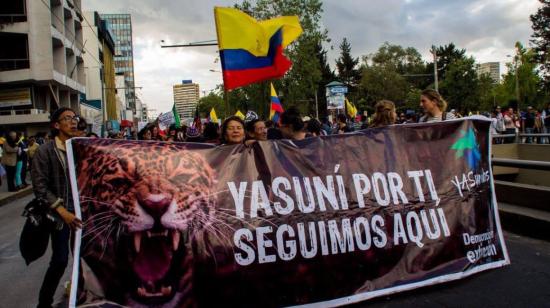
[419,89,456,122]
[306,119,323,136]
[370,100,397,128]
[86,132,99,138]
[137,126,153,140]
[220,116,246,145]
[280,107,306,140]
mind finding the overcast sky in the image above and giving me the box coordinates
[83,0,542,117]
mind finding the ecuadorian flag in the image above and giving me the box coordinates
[269,83,283,123]
[214,7,302,90]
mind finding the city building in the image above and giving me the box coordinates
[173,80,199,120]
[81,11,116,135]
[141,103,149,122]
[115,73,126,120]
[476,62,500,83]
[0,0,85,135]
[99,14,136,120]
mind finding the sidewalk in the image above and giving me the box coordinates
[0,184,33,207]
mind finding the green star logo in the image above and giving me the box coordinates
[451,128,480,169]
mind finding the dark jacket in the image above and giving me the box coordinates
[31,140,74,211]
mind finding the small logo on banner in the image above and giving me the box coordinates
[451,128,481,169]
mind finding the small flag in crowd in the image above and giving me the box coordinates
[345,98,357,118]
[269,83,284,123]
[245,110,259,122]
[172,104,181,128]
[235,110,245,120]
[210,108,218,123]
[213,7,302,90]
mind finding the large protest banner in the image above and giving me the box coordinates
[67,117,509,307]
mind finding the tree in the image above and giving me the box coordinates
[427,43,467,82]
[358,43,425,109]
[359,65,408,106]
[198,91,225,117]
[314,41,336,116]
[335,38,361,90]
[438,57,480,113]
[530,0,550,90]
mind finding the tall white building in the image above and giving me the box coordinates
[81,11,117,135]
[173,80,199,119]
[0,0,85,135]
[476,62,500,84]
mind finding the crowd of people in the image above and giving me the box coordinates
[0,89,549,307]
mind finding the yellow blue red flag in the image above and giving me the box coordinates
[214,7,302,90]
[269,83,284,122]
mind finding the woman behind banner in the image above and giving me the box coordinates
[369,100,397,128]
[419,89,456,123]
[220,116,246,145]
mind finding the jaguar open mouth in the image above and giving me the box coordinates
[130,228,185,304]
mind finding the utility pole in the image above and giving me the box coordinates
[430,45,438,92]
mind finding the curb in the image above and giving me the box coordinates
[0,186,34,207]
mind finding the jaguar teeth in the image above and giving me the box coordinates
[161,286,172,296]
[134,232,142,253]
[172,230,180,251]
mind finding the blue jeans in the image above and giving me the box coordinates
[15,160,23,186]
[37,224,70,308]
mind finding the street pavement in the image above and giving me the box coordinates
[1,195,549,308]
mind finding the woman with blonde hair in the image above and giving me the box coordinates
[419,89,456,122]
[369,100,397,128]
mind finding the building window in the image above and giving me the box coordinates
[0,0,27,23]
[0,33,29,71]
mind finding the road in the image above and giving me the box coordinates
[1,195,550,308]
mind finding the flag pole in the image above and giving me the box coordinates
[213,7,229,118]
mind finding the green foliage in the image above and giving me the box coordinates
[439,57,480,112]
[198,91,225,118]
[360,65,408,106]
[430,43,467,81]
[530,0,550,90]
[358,43,425,109]
[498,42,544,109]
[335,38,361,89]
[315,41,336,116]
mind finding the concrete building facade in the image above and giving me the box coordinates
[0,0,85,136]
[173,80,199,119]
[476,62,500,84]
[81,11,116,135]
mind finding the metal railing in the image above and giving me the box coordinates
[492,133,550,144]
[492,158,550,171]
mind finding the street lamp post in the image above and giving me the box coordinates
[506,54,520,111]
[430,45,439,92]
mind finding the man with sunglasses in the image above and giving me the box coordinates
[32,107,82,308]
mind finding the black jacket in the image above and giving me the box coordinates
[31,140,74,211]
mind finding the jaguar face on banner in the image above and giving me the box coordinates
[67,117,509,307]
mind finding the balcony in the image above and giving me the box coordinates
[0,109,50,124]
